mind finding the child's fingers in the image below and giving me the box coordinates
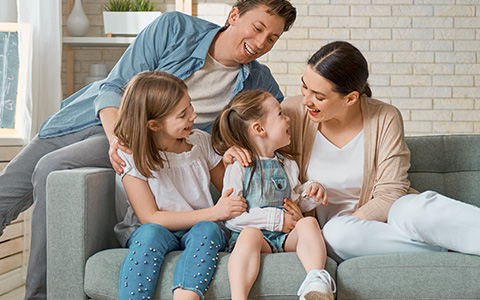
[315,191,322,202]
[322,193,328,206]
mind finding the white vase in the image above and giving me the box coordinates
[66,0,89,37]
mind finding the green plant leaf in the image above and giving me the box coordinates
[103,0,131,12]
[131,0,157,11]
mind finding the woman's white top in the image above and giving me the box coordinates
[119,129,222,213]
[307,130,364,227]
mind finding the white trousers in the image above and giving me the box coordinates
[322,191,480,262]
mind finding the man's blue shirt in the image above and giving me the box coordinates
[39,11,283,138]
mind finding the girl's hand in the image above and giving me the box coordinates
[306,182,328,206]
[283,198,303,221]
[223,146,252,167]
[282,212,296,233]
[214,188,248,221]
[109,137,131,175]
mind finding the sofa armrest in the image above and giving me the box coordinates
[46,167,118,300]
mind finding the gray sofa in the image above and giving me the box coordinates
[46,134,480,300]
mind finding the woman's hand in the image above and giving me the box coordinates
[223,145,252,167]
[214,188,248,221]
[282,212,296,233]
[283,198,303,221]
[109,137,131,175]
[306,182,328,206]
[351,210,367,220]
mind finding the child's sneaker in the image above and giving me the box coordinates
[297,269,336,300]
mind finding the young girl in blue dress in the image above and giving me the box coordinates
[113,70,247,300]
[211,90,336,300]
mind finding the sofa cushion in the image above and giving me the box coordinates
[406,134,480,207]
[85,249,338,299]
[336,252,480,300]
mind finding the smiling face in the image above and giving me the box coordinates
[223,5,285,65]
[259,95,291,154]
[301,65,351,124]
[154,92,197,148]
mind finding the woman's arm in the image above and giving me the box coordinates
[357,102,411,221]
[123,175,247,231]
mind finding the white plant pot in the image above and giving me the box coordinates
[103,11,162,36]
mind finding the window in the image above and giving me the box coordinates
[0,22,31,146]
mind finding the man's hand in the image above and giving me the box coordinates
[109,137,131,175]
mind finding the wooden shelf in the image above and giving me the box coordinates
[62,37,135,96]
[62,36,135,47]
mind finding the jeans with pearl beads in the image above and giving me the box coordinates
[119,221,226,300]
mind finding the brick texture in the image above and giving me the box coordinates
[62,0,480,135]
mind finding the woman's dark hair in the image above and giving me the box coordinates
[308,41,372,97]
[222,0,296,32]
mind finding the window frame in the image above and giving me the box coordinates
[0,22,31,146]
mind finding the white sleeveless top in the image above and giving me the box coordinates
[306,130,364,227]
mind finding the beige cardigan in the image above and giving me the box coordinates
[281,95,417,222]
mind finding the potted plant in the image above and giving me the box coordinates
[103,0,162,36]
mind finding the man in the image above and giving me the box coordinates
[0,1,296,299]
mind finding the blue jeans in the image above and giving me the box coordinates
[118,221,226,300]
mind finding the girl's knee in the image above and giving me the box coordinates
[237,227,264,244]
[296,216,320,230]
[190,221,224,245]
[131,223,176,249]
[192,221,221,236]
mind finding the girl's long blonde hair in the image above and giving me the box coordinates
[114,71,188,178]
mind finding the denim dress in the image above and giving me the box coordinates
[229,153,292,252]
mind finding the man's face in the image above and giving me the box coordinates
[225,5,285,65]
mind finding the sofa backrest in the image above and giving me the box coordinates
[405,134,480,208]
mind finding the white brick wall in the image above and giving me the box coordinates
[63,0,480,135]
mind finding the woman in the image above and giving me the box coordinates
[281,41,480,261]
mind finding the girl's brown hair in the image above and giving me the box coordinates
[114,71,188,178]
[212,90,294,189]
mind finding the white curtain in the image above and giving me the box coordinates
[17,0,62,138]
[16,0,62,278]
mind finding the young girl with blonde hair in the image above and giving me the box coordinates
[113,70,247,300]
[212,90,336,300]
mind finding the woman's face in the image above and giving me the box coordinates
[301,65,349,124]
